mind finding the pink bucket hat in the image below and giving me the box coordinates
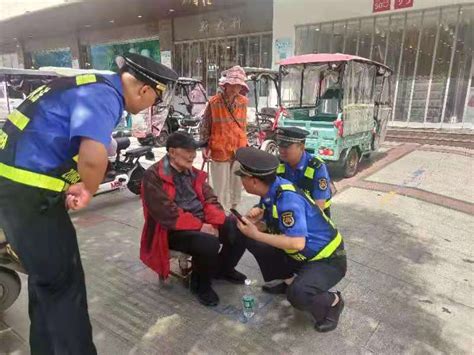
[219,65,249,94]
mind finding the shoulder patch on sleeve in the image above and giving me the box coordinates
[318,178,328,190]
[281,211,295,228]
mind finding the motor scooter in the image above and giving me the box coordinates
[97,137,154,196]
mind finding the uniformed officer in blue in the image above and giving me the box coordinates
[0,53,178,354]
[275,127,333,217]
[235,147,346,332]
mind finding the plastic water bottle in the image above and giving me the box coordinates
[242,279,256,319]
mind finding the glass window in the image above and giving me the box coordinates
[182,43,190,78]
[31,48,72,68]
[395,12,423,122]
[332,22,346,53]
[89,40,160,71]
[261,34,272,68]
[238,37,248,67]
[416,10,440,123]
[459,6,474,124]
[428,8,459,123]
[319,23,332,53]
[207,41,218,95]
[295,27,305,55]
[372,16,389,63]
[190,42,200,79]
[218,38,238,75]
[198,42,206,82]
[249,36,260,67]
[174,44,183,76]
[445,6,473,123]
[385,15,405,77]
[345,20,360,55]
[359,18,374,59]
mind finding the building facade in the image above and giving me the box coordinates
[172,1,273,94]
[1,0,472,128]
[273,0,474,128]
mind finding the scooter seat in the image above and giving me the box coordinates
[115,137,131,152]
[125,146,152,157]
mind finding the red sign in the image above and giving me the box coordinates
[394,0,414,9]
[373,0,391,12]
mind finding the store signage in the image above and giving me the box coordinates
[394,0,414,9]
[182,0,213,7]
[275,38,293,63]
[373,0,391,13]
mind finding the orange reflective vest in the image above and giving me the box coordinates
[208,93,248,162]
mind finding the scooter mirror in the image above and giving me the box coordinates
[145,151,155,161]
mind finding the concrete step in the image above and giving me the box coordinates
[386,128,474,149]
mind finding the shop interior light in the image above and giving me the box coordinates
[169,8,175,12]
[138,15,143,18]
[109,20,115,23]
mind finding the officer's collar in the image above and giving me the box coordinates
[286,151,309,171]
[264,176,284,202]
[108,74,125,104]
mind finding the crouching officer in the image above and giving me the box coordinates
[235,147,346,332]
[274,127,333,217]
[0,53,178,354]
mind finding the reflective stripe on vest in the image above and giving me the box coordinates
[0,74,110,191]
[0,162,67,192]
[272,183,341,262]
[276,157,331,208]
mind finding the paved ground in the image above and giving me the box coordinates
[1,141,473,354]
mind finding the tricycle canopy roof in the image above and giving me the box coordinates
[279,53,392,73]
[243,67,279,80]
[39,66,115,76]
[0,67,59,79]
[177,77,204,84]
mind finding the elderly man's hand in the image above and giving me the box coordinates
[200,223,218,237]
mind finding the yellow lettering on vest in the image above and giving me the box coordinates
[28,86,52,103]
[61,169,81,184]
[0,130,8,149]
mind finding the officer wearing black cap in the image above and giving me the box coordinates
[235,147,346,332]
[0,53,178,354]
[273,126,333,217]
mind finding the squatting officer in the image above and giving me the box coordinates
[0,54,178,354]
[275,127,333,217]
[235,147,346,332]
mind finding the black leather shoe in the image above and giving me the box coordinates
[262,282,288,294]
[314,292,345,333]
[196,286,219,307]
[216,269,247,284]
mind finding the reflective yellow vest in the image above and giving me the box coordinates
[0,74,113,192]
[276,156,332,210]
[263,183,342,262]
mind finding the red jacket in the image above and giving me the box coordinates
[140,156,226,278]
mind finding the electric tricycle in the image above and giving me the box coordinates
[275,53,393,177]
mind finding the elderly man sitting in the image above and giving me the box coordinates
[140,132,247,306]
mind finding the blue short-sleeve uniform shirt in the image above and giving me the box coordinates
[261,177,334,253]
[14,74,124,173]
[280,151,331,201]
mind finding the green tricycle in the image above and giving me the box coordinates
[274,53,393,177]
